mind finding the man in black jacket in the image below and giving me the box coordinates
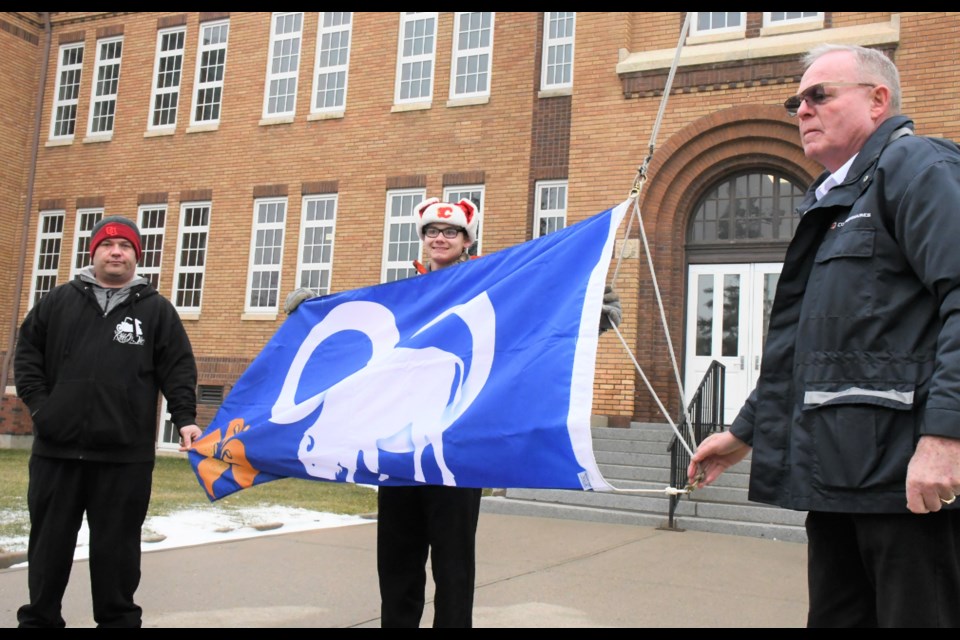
[689,44,960,627]
[14,215,201,628]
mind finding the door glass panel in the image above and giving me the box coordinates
[696,273,713,356]
[762,272,779,346]
[721,273,740,357]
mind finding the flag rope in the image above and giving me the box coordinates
[603,12,702,495]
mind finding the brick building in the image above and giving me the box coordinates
[1,12,957,451]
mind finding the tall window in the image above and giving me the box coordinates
[541,12,575,91]
[87,36,123,136]
[148,27,186,130]
[50,43,84,139]
[689,172,805,243]
[263,12,303,118]
[312,12,352,114]
[246,198,287,311]
[192,20,230,125]
[534,180,567,238]
[71,208,103,278]
[450,12,494,100]
[296,195,338,296]
[443,185,484,257]
[382,189,425,282]
[172,202,210,311]
[691,12,746,36]
[138,205,167,290]
[394,12,437,105]
[30,211,65,307]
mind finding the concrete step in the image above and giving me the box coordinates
[487,423,808,543]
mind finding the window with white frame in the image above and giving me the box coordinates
[172,202,210,311]
[246,198,287,311]
[297,194,338,296]
[691,12,746,36]
[541,12,575,91]
[138,205,167,290]
[312,12,352,114]
[534,180,567,238]
[50,43,84,139]
[71,208,103,278]
[763,11,821,26]
[263,12,304,118]
[192,20,230,125]
[30,211,65,307]
[394,12,437,104]
[450,12,494,100]
[443,185,484,257]
[148,27,186,130]
[382,189,425,282]
[87,36,123,136]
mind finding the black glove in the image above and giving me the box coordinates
[599,285,622,334]
[284,287,318,314]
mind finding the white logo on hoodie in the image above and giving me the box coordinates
[114,316,145,345]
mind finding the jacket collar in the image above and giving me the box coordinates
[800,115,914,213]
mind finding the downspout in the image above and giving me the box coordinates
[1,12,51,395]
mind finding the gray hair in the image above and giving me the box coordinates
[803,43,901,114]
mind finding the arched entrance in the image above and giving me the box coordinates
[684,171,805,423]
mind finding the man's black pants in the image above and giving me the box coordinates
[806,509,960,627]
[17,455,153,628]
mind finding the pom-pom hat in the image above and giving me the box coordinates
[414,198,479,243]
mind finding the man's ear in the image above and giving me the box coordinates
[871,84,892,119]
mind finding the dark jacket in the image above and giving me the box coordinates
[731,115,960,513]
[15,275,197,462]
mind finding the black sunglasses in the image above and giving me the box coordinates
[783,82,876,116]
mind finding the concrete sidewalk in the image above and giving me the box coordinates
[0,512,808,628]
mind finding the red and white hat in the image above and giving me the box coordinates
[414,198,479,243]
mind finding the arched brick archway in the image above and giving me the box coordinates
[628,104,822,422]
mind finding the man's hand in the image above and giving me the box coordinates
[284,287,317,315]
[687,431,751,488]
[905,435,960,514]
[599,285,622,333]
[178,424,203,452]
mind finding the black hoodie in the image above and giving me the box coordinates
[15,274,197,462]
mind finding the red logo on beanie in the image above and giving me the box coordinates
[105,224,120,236]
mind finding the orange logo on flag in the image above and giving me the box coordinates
[193,417,260,499]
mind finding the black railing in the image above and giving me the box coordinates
[666,360,725,530]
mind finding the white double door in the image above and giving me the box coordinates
[684,263,781,425]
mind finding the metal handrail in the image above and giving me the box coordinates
[666,361,725,529]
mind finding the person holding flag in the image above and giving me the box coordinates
[285,197,622,627]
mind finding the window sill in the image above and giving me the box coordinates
[186,123,219,134]
[759,17,825,38]
[446,95,490,108]
[82,134,113,144]
[537,87,572,99]
[241,312,278,321]
[258,115,295,127]
[308,110,345,121]
[45,138,73,147]
[144,128,175,138]
[176,310,200,321]
[685,30,746,46]
[390,101,432,113]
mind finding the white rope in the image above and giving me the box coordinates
[611,323,694,459]
[607,12,695,446]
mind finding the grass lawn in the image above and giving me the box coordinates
[0,448,379,545]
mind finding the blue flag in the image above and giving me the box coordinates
[189,201,628,500]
